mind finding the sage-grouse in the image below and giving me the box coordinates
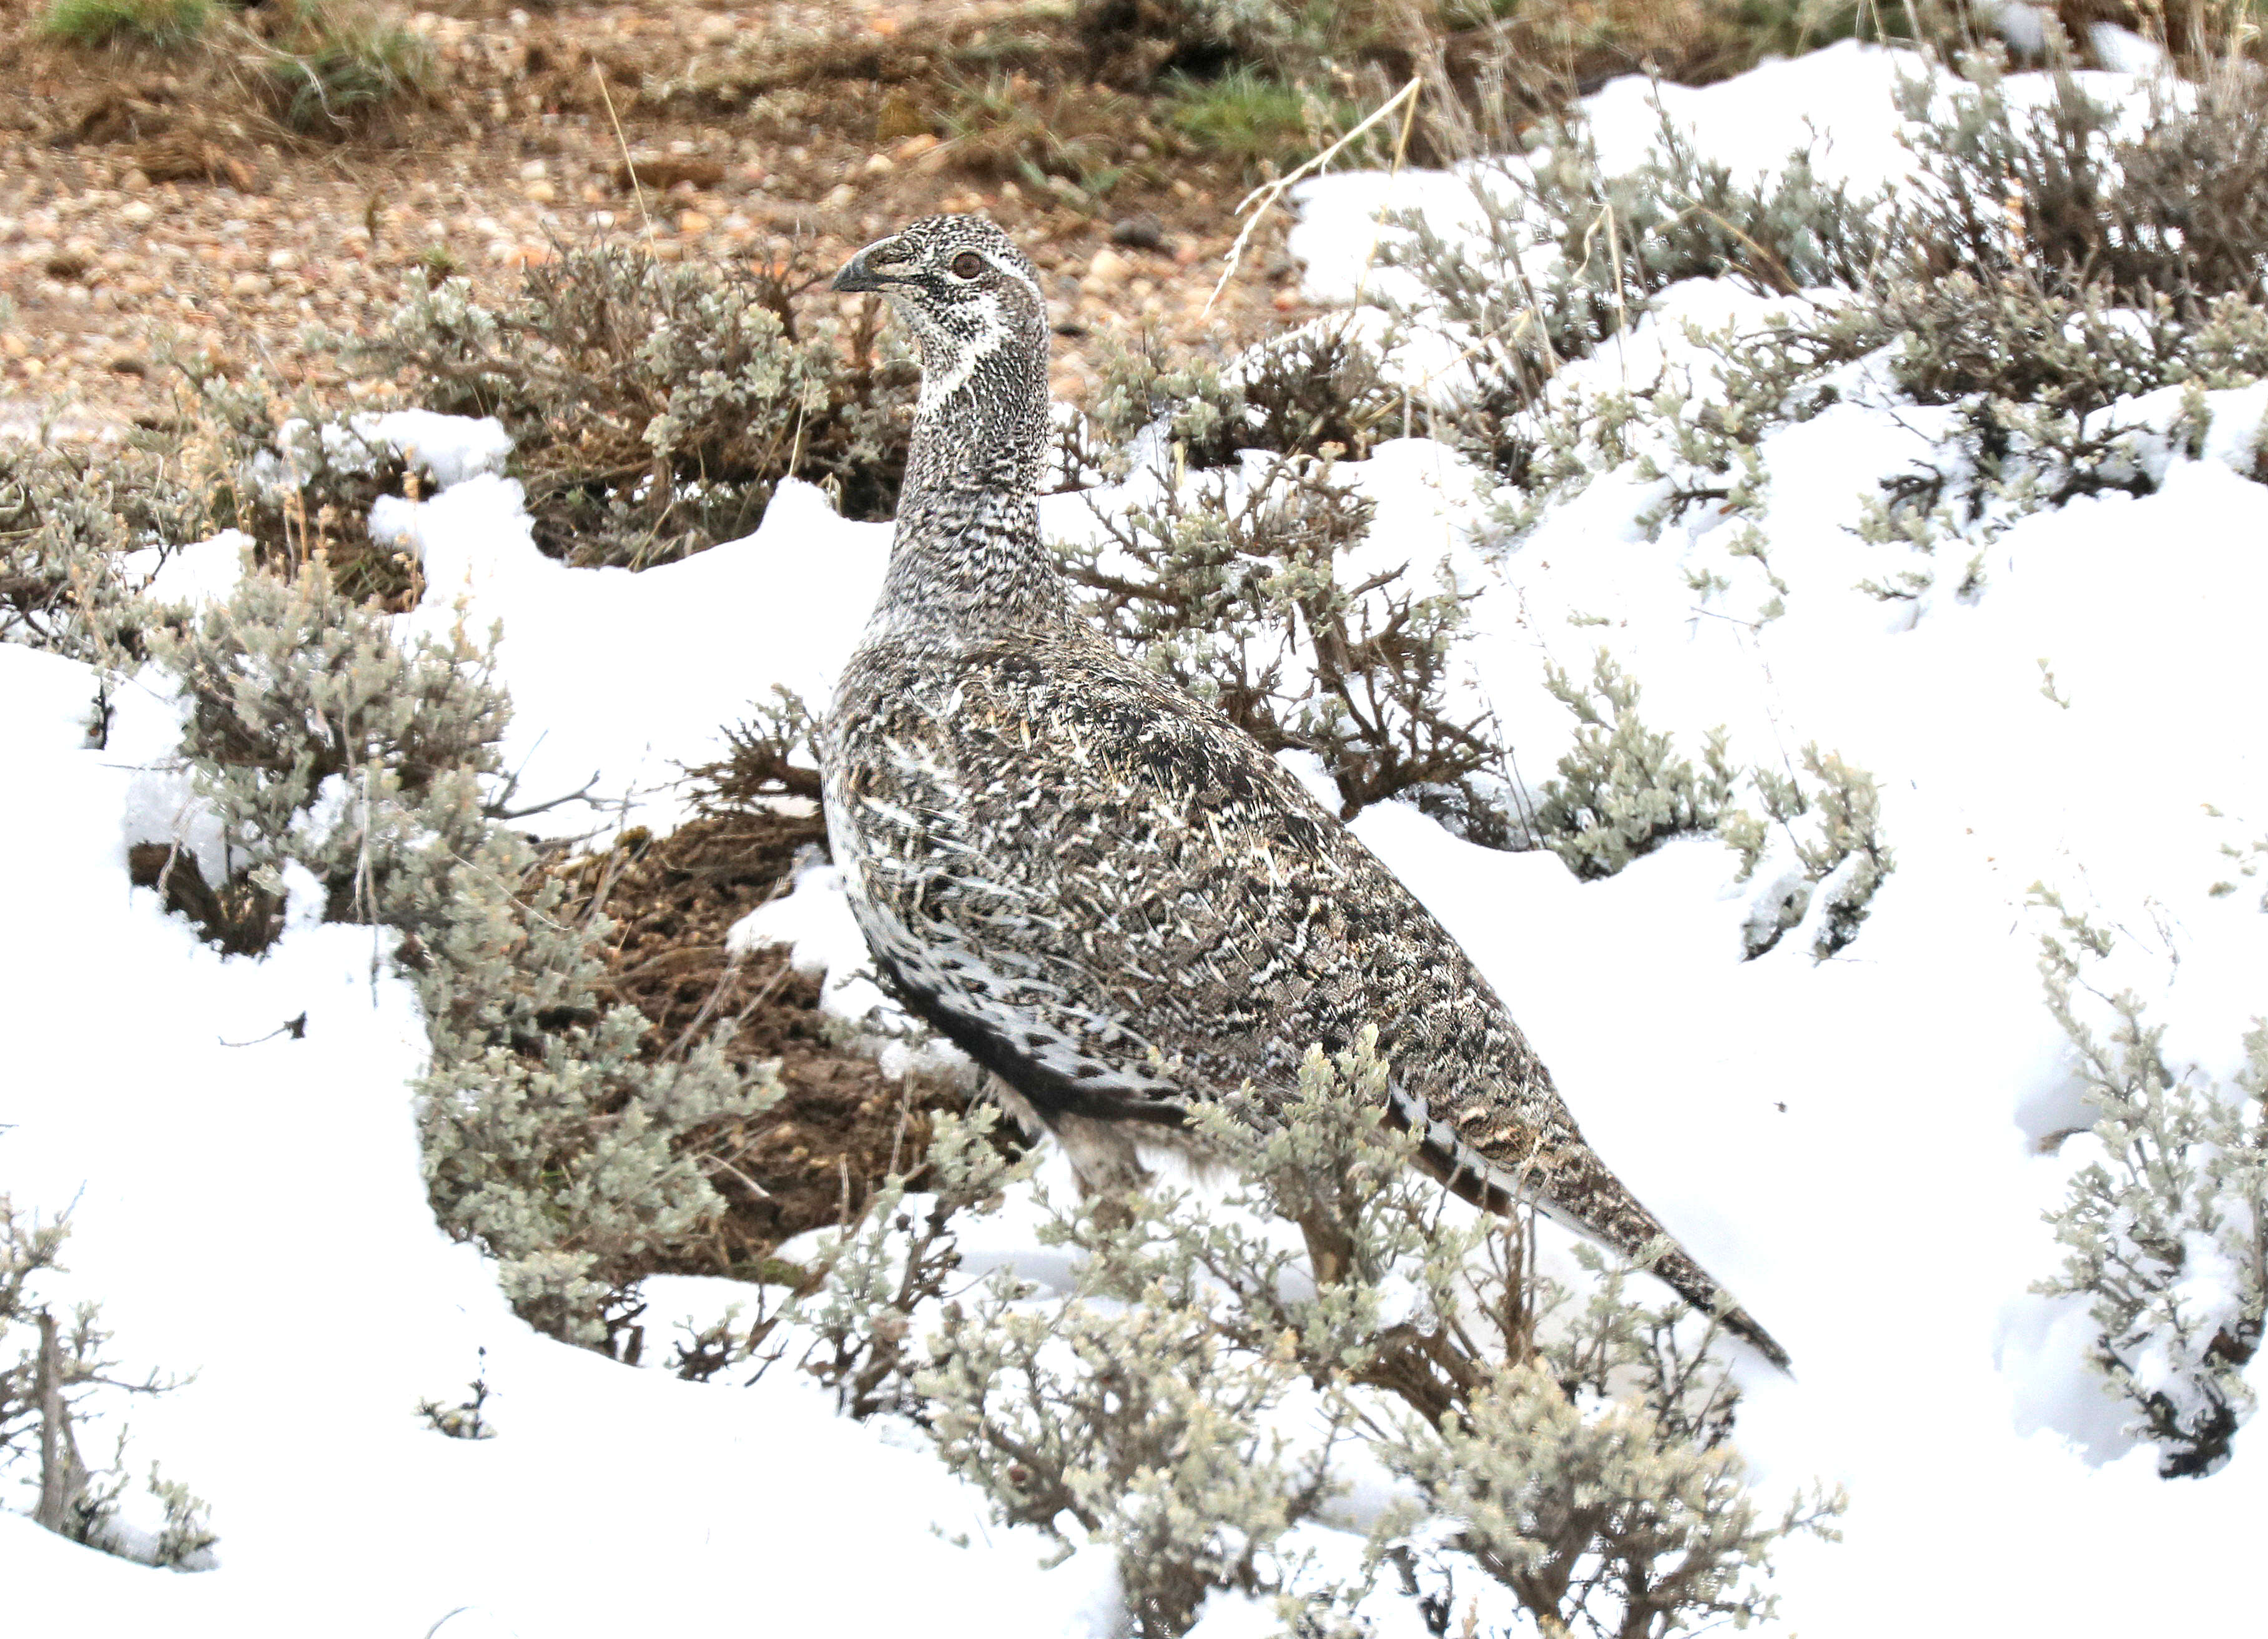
[824,216,1788,1369]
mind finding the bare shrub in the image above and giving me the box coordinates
[1,1197,214,1568]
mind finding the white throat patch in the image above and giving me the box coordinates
[916,298,1006,412]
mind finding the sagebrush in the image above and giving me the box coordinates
[350,245,917,567]
[2033,890,2267,1479]
[1,1198,215,1568]
[806,1031,1842,1636]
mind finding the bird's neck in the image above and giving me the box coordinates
[874,339,1068,642]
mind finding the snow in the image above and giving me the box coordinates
[362,409,515,488]
[121,533,250,607]
[6,37,2263,1637]
[381,473,892,838]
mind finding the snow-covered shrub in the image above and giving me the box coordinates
[924,1274,1342,1638]
[416,1349,497,1440]
[2211,827,2268,912]
[1063,447,1517,842]
[350,245,918,565]
[179,371,426,608]
[2033,893,2267,1478]
[0,1197,214,1569]
[144,562,503,951]
[1870,272,2242,417]
[1088,322,1399,472]
[1399,57,2268,623]
[798,1105,1032,1419]
[1532,651,1738,881]
[1814,274,2260,600]
[1720,58,2268,599]
[824,1032,1839,1635]
[0,441,197,663]
[144,1465,220,1567]
[1533,655,1893,954]
[1720,745,1894,960]
[413,824,783,1352]
[144,563,780,1348]
[1384,107,1890,453]
[1375,1354,1840,1638]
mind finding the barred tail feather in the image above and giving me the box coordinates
[1394,1089,1793,1372]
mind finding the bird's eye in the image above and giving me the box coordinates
[950,250,987,280]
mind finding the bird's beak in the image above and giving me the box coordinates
[831,237,902,294]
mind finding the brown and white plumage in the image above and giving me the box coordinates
[821,216,1789,1369]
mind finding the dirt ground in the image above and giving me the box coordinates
[0,0,1316,439]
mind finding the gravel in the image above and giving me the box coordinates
[0,0,1316,442]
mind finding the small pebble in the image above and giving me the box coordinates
[1085,247,1132,290]
[1110,213,1166,252]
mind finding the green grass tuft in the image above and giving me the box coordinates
[1162,66,1353,169]
[39,0,209,50]
[259,0,432,137]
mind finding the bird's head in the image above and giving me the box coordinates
[831,215,1048,401]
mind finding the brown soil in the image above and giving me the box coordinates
[542,802,974,1267]
[0,0,1317,440]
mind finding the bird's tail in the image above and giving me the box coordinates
[1624,1224,1792,1371]
[1535,1148,1792,1372]
[1416,1117,1793,1371]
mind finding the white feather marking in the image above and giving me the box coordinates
[918,300,1005,409]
